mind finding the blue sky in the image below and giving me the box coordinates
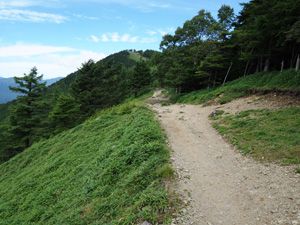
[0,0,246,79]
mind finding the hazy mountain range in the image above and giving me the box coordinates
[0,77,63,104]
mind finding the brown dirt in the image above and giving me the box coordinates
[146,91,300,225]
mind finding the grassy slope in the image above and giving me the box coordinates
[0,102,174,224]
[129,52,148,62]
[177,69,300,167]
[212,108,300,165]
[177,69,300,104]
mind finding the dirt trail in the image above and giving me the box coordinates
[146,91,300,225]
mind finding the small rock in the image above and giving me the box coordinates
[215,154,222,159]
[292,220,298,225]
[140,221,152,225]
[277,219,284,224]
[209,110,219,117]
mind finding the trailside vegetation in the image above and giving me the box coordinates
[212,107,300,165]
[176,69,300,105]
[0,102,176,224]
[0,51,154,163]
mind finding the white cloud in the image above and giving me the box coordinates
[91,35,100,42]
[141,37,158,43]
[101,34,109,42]
[100,33,139,43]
[129,36,138,43]
[0,43,107,79]
[72,13,99,20]
[109,32,120,42]
[157,29,167,36]
[0,9,68,23]
[0,42,75,57]
[0,0,62,9]
[146,30,157,36]
[121,34,130,42]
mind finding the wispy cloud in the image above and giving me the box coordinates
[101,34,109,42]
[71,0,173,12]
[109,32,120,42]
[146,30,157,36]
[0,43,107,79]
[129,36,138,43]
[141,37,158,43]
[0,9,68,23]
[0,0,62,9]
[0,42,75,57]
[72,13,99,20]
[157,27,175,36]
[98,33,138,43]
[157,29,167,36]
[121,34,130,42]
[91,35,100,42]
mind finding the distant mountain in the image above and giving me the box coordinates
[0,77,63,104]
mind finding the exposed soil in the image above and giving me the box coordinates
[145,91,300,225]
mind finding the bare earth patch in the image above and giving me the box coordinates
[147,91,300,225]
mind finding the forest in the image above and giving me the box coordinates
[0,0,300,163]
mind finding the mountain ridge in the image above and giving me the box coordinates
[0,77,63,104]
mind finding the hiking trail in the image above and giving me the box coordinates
[146,89,300,225]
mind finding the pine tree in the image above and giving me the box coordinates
[49,93,81,134]
[130,61,151,97]
[7,67,47,151]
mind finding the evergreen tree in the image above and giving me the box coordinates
[7,67,47,151]
[71,60,128,118]
[49,93,81,134]
[130,61,151,97]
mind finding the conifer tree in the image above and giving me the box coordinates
[130,61,151,97]
[49,93,81,134]
[7,67,47,151]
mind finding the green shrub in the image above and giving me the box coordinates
[156,164,175,178]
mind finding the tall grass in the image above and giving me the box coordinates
[212,107,300,165]
[0,102,175,224]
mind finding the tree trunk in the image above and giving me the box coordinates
[296,55,300,72]
[263,57,270,72]
[223,62,233,86]
[290,42,296,68]
[280,61,284,74]
[255,59,260,73]
[244,47,254,76]
[263,38,273,73]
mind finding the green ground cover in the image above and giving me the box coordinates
[0,101,175,224]
[176,69,300,105]
[212,107,300,165]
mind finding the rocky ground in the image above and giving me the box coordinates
[146,90,300,225]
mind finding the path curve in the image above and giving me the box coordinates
[147,91,300,225]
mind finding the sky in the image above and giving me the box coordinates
[0,0,246,79]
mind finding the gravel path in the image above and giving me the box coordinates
[147,91,300,225]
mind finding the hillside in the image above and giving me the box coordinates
[0,77,63,104]
[46,50,152,96]
[0,102,174,224]
[175,69,300,105]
